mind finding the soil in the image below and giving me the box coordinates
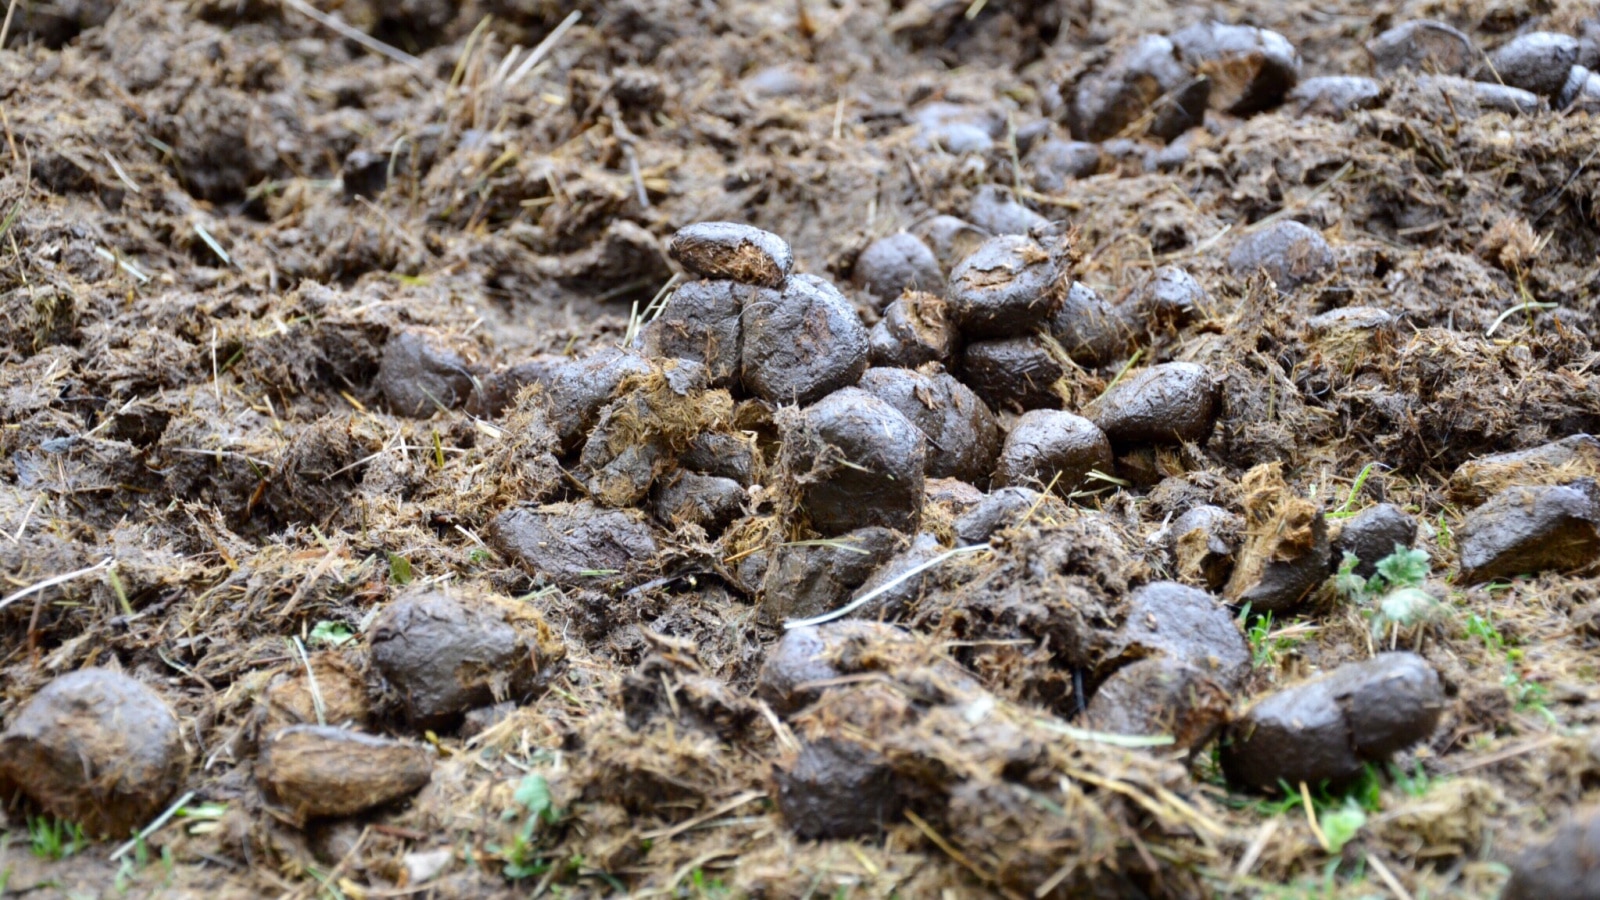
[3,0,1600,897]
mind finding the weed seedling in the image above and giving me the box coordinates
[1318,799,1368,854]
[387,552,414,585]
[1388,760,1438,799]
[28,816,86,861]
[1239,604,1311,674]
[492,773,565,880]
[1466,612,1557,724]
[1337,545,1445,643]
[308,620,355,647]
[1464,613,1507,654]
[1327,462,1380,520]
[682,867,734,899]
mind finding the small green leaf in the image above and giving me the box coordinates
[388,552,414,585]
[1378,587,1439,629]
[176,801,229,819]
[513,774,558,824]
[309,620,355,647]
[1319,801,1366,854]
[1374,545,1430,590]
[1334,552,1367,601]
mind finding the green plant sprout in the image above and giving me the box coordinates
[1240,605,1311,672]
[1337,545,1444,643]
[1465,613,1556,724]
[308,620,356,647]
[28,816,86,861]
[491,773,565,880]
[1327,463,1380,520]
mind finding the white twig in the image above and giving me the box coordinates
[194,224,233,267]
[492,44,524,85]
[280,0,425,71]
[9,493,40,543]
[784,543,991,630]
[627,145,648,208]
[93,246,151,283]
[292,636,327,727]
[111,790,196,861]
[0,557,115,614]
[1366,853,1415,900]
[1031,718,1175,748]
[1485,300,1558,337]
[0,0,19,50]
[102,151,142,194]
[509,10,581,85]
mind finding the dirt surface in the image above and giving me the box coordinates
[3,0,1600,897]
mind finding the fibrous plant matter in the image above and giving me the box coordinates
[4,1,1600,897]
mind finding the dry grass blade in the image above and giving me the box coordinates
[291,636,327,726]
[1094,347,1143,402]
[508,10,581,84]
[450,14,493,90]
[0,198,21,243]
[0,0,18,50]
[1233,818,1279,878]
[94,246,151,283]
[110,790,196,861]
[1366,854,1415,900]
[784,543,992,629]
[102,150,142,194]
[638,790,765,841]
[904,809,1009,894]
[280,0,425,70]
[0,557,115,614]
[1300,781,1329,852]
[194,223,233,267]
[1031,718,1175,749]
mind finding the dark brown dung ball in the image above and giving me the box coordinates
[668,222,793,287]
[258,725,432,822]
[1090,362,1219,446]
[960,335,1067,413]
[377,331,478,418]
[543,349,653,454]
[853,233,943,311]
[489,501,661,586]
[369,589,559,731]
[741,274,869,406]
[857,367,1001,484]
[1228,220,1335,292]
[781,387,926,535]
[1367,20,1474,77]
[638,279,765,388]
[1457,481,1600,584]
[1220,652,1444,790]
[0,669,186,836]
[1068,34,1208,142]
[1170,21,1301,115]
[993,409,1112,494]
[946,234,1066,338]
[1050,281,1132,367]
[758,622,912,716]
[869,291,957,369]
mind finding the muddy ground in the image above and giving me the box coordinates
[2,0,1600,897]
